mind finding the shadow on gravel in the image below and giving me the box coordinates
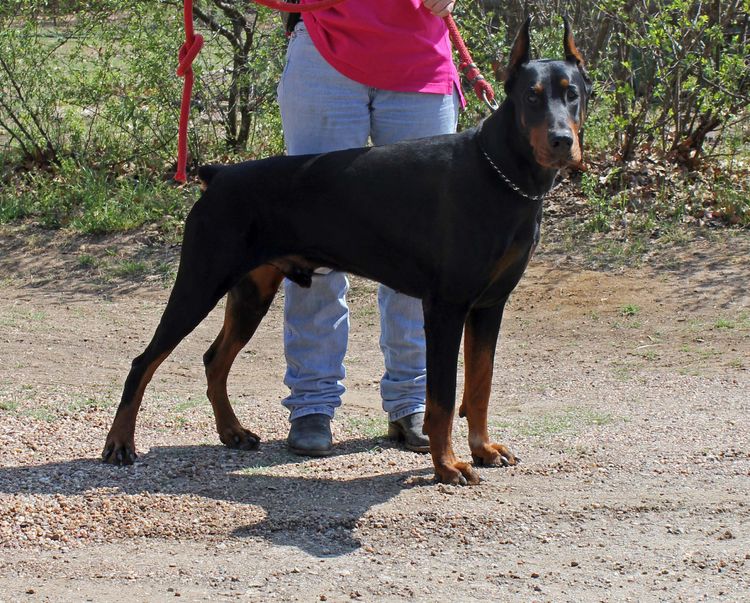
[0,441,433,557]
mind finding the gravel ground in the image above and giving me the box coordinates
[0,224,748,602]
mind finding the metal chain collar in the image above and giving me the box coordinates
[480,147,547,202]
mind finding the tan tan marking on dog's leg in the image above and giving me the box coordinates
[204,264,284,449]
[461,305,518,468]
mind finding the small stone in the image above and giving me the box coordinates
[570,561,579,567]
[718,530,733,541]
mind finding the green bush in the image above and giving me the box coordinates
[593,0,750,163]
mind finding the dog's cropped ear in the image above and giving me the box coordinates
[501,16,532,94]
[509,16,532,71]
[562,16,584,66]
[563,16,592,94]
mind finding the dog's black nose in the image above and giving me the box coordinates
[549,131,574,150]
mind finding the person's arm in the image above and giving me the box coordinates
[422,0,455,18]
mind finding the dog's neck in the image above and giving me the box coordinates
[477,101,558,201]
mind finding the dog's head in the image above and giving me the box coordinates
[498,17,592,169]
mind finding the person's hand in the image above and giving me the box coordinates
[422,0,455,18]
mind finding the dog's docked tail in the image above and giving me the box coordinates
[198,164,224,191]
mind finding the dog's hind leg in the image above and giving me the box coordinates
[102,291,225,464]
[459,303,518,468]
[102,237,238,465]
[203,264,284,450]
[422,300,480,486]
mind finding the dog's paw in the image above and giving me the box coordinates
[219,425,260,451]
[434,461,481,486]
[471,442,519,467]
[102,439,137,465]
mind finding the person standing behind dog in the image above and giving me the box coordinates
[277,0,462,456]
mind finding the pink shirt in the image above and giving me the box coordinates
[300,0,460,97]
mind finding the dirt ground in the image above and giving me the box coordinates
[0,222,748,602]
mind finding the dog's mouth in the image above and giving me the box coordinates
[533,150,581,170]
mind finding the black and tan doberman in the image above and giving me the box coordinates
[103,18,591,485]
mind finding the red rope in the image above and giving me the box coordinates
[175,1,203,182]
[444,14,496,109]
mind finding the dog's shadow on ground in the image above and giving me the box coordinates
[0,439,434,557]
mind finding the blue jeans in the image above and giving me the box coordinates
[277,23,459,422]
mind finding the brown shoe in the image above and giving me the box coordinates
[387,412,430,453]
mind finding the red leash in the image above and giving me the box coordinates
[443,14,497,110]
[175,1,203,183]
[175,2,495,182]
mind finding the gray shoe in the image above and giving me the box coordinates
[287,414,333,457]
[387,411,430,453]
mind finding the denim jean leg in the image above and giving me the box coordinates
[278,23,371,419]
[283,272,349,421]
[379,285,427,421]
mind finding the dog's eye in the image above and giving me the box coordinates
[526,91,540,105]
[566,87,579,102]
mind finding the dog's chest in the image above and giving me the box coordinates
[475,242,534,305]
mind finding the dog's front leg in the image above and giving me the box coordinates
[459,303,518,468]
[422,300,480,485]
